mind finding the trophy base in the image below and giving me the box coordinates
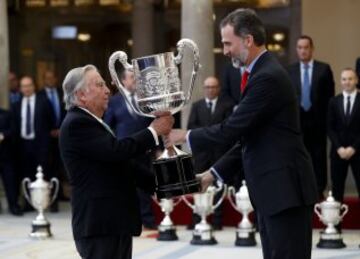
[235,231,256,246]
[157,228,178,241]
[317,237,346,249]
[30,223,52,239]
[154,155,200,199]
[191,235,217,245]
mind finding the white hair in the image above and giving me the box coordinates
[62,64,97,110]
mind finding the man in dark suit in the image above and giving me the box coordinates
[9,72,21,105]
[0,108,23,215]
[39,70,67,212]
[187,76,235,229]
[12,76,54,188]
[355,57,360,89]
[328,68,360,202]
[287,35,335,199]
[104,69,157,230]
[59,65,173,259]
[167,9,317,259]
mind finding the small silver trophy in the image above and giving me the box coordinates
[228,181,256,246]
[182,185,227,245]
[109,39,201,199]
[314,191,348,248]
[22,166,59,239]
[155,198,182,241]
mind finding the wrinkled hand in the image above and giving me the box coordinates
[164,129,187,148]
[196,170,215,193]
[150,111,174,136]
[344,147,356,160]
[337,147,347,160]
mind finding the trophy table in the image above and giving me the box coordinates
[109,39,201,199]
[22,166,59,239]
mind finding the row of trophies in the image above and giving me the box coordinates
[22,167,351,251]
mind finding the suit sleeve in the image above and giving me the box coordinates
[325,65,335,103]
[327,99,341,149]
[68,117,156,163]
[103,103,115,130]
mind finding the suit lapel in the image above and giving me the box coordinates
[337,94,346,124]
[348,92,360,124]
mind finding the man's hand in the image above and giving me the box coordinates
[150,111,174,136]
[196,170,215,192]
[50,129,60,138]
[164,129,187,148]
[0,133,4,143]
[337,147,347,160]
[344,147,356,160]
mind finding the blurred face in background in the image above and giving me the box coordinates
[340,69,358,93]
[44,71,57,88]
[296,38,313,63]
[203,77,220,100]
[20,76,36,97]
[121,70,136,93]
[9,72,19,91]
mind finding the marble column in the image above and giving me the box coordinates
[0,0,9,109]
[132,0,154,58]
[180,0,214,129]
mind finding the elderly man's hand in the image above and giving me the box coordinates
[164,129,187,148]
[150,112,174,136]
[196,170,215,193]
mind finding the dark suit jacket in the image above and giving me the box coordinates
[0,108,13,163]
[356,57,360,89]
[189,52,318,216]
[38,87,66,128]
[328,92,360,157]
[59,107,157,240]
[187,95,235,173]
[221,62,241,103]
[11,94,54,162]
[287,60,335,135]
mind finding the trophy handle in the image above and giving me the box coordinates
[314,204,323,221]
[22,178,32,206]
[108,51,149,118]
[339,204,349,220]
[174,39,200,105]
[173,197,182,207]
[49,178,60,205]
[181,194,195,210]
[227,186,239,212]
[212,184,227,210]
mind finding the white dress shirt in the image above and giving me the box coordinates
[343,90,357,115]
[21,95,36,140]
[205,97,218,114]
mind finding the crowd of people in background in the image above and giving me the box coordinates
[0,35,359,230]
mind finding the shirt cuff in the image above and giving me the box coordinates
[210,167,224,184]
[147,127,159,146]
[186,130,192,152]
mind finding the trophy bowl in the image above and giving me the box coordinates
[109,39,201,199]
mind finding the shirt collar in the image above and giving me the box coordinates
[78,106,103,123]
[343,90,357,99]
[246,49,267,74]
[301,60,314,69]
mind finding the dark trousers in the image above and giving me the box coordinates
[0,162,20,209]
[75,235,132,259]
[257,205,313,259]
[331,154,360,202]
[301,110,327,197]
[137,188,156,227]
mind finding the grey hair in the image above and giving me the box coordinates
[62,64,97,110]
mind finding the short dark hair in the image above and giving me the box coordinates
[297,35,314,48]
[341,67,357,76]
[220,8,266,46]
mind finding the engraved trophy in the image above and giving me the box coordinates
[228,181,256,246]
[22,166,59,239]
[314,191,348,248]
[109,39,201,199]
[155,198,182,241]
[182,184,227,245]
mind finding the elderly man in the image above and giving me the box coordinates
[59,65,173,259]
[167,9,317,259]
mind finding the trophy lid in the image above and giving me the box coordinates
[320,191,340,208]
[238,180,249,199]
[29,166,49,189]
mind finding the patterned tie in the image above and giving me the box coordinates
[26,98,31,135]
[301,63,312,111]
[240,70,250,94]
[345,96,351,122]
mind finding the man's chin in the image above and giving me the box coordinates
[231,58,242,69]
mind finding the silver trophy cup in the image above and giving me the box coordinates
[182,184,227,245]
[155,198,182,241]
[228,181,256,246]
[314,191,348,248]
[22,166,59,239]
[108,39,201,199]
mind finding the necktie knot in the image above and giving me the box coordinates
[240,70,250,93]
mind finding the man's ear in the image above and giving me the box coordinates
[76,90,86,103]
[246,34,254,47]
